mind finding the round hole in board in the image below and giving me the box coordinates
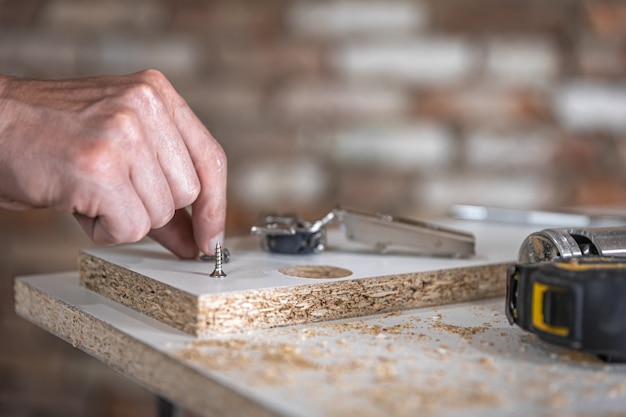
[278,265,353,279]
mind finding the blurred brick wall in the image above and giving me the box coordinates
[2,1,626,415]
[2,0,626,232]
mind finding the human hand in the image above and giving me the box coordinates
[0,69,226,259]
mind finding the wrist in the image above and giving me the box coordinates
[0,73,13,119]
[0,74,14,206]
[0,74,11,100]
[0,74,16,136]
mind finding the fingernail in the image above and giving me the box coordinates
[208,232,225,255]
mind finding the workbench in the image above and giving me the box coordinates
[14,222,626,416]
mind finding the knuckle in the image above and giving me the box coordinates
[124,218,151,243]
[87,111,146,162]
[210,141,228,173]
[187,181,201,203]
[176,176,201,208]
[125,70,170,105]
[153,206,175,229]
[137,68,167,85]
[70,139,119,180]
[69,114,142,181]
[122,82,159,110]
[106,110,143,142]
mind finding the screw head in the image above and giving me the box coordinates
[210,269,227,278]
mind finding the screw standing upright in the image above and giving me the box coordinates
[210,241,227,278]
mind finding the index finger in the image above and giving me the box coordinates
[190,135,227,255]
[141,70,227,254]
[153,77,227,255]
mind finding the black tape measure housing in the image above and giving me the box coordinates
[506,256,626,361]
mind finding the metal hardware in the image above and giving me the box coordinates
[209,241,227,278]
[250,213,330,254]
[518,226,626,264]
[449,204,626,228]
[250,206,475,258]
[200,248,230,264]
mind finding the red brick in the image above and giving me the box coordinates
[214,41,325,79]
[577,37,626,78]
[39,0,167,31]
[418,88,552,125]
[0,0,43,26]
[428,0,576,35]
[170,0,283,41]
[585,1,626,38]
[334,170,414,213]
[572,176,626,206]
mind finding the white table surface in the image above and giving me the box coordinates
[15,271,626,417]
[80,221,539,295]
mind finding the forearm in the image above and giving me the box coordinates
[0,74,32,210]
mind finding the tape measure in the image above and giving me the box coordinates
[506,256,626,362]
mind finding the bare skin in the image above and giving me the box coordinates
[0,69,227,259]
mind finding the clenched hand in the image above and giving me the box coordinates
[0,69,227,259]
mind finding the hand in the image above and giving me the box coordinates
[0,70,227,259]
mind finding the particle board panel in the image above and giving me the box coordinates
[78,221,537,336]
[14,272,626,417]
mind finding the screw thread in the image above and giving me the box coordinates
[210,241,227,278]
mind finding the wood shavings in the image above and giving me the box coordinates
[607,381,626,398]
[477,356,498,373]
[374,360,398,382]
[539,391,570,408]
[430,320,492,341]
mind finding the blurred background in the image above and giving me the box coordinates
[2,0,626,415]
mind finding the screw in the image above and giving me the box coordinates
[210,241,227,278]
[199,248,230,264]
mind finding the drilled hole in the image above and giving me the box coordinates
[278,265,353,279]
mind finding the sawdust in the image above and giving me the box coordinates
[477,356,497,372]
[429,320,492,341]
[347,379,502,417]
[189,338,248,350]
[319,315,433,340]
[177,347,252,372]
[607,381,626,398]
[261,343,320,369]
[178,338,331,386]
[177,330,397,388]
[175,332,506,417]
[20,272,626,417]
[556,350,602,364]
[539,391,570,408]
